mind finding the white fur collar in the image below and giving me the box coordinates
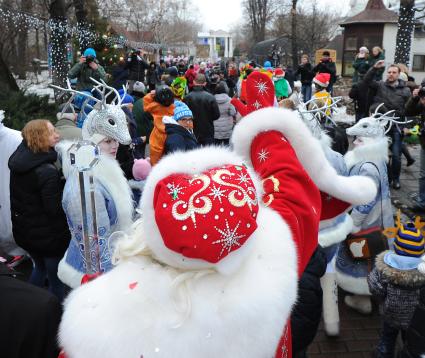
[59,207,298,358]
[91,155,134,229]
[344,137,388,170]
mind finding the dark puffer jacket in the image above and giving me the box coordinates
[368,251,425,330]
[291,245,327,355]
[164,123,199,155]
[364,67,411,118]
[8,141,70,257]
[313,59,337,84]
[126,54,149,82]
[184,86,220,144]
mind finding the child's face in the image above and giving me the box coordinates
[179,117,193,130]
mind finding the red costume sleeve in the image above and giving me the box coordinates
[250,130,321,275]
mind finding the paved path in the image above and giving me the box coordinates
[309,144,422,357]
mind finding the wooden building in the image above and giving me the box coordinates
[339,0,398,76]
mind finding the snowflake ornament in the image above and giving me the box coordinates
[253,100,261,109]
[208,184,227,203]
[236,172,250,185]
[258,148,269,163]
[213,220,246,258]
[167,182,185,200]
[255,80,269,95]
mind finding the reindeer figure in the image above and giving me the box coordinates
[51,78,132,145]
[346,104,409,139]
[297,95,342,138]
[334,103,407,315]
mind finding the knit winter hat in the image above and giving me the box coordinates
[118,89,134,104]
[394,222,425,258]
[313,73,331,88]
[173,101,193,121]
[132,158,152,180]
[263,61,272,69]
[83,48,97,58]
[133,81,146,94]
[399,72,408,82]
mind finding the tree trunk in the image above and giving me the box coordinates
[73,0,91,51]
[394,0,416,65]
[291,0,298,68]
[0,51,20,92]
[16,1,31,79]
[49,0,69,91]
[36,27,41,59]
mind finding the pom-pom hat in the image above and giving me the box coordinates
[313,73,331,88]
[140,146,262,274]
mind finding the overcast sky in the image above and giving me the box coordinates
[192,0,352,31]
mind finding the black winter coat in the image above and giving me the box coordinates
[165,123,199,154]
[295,63,314,85]
[291,246,327,355]
[126,54,149,82]
[313,59,337,84]
[8,142,70,257]
[0,263,62,358]
[349,80,375,118]
[364,67,411,118]
[184,86,221,143]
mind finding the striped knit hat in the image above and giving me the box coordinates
[394,222,425,257]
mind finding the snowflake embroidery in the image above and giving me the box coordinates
[253,100,261,109]
[167,182,185,200]
[255,80,269,95]
[258,148,269,163]
[213,220,246,258]
[236,172,250,185]
[208,184,227,203]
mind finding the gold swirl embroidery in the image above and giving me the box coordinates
[211,169,257,210]
[262,175,280,206]
[171,174,212,227]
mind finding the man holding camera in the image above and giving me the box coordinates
[406,83,425,211]
[126,49,149,93]
[364,60,411,189]
[68,48,106,91]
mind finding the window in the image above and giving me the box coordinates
[413,55,425,71]
[343,51,356,76]
[346,37,357,51]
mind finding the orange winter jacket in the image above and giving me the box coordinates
[144,94,175,165]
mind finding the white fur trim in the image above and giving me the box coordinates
[56,141,134,230]
[140,146,263,274]
[319,215,353,248]
[231,107,377,206]
[344,137,389,170]
[336,270,371,295]
[59,206,298,358]
[57,254,84,288]
[57,112,76,121]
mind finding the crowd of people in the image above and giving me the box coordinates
[0,45,425,358]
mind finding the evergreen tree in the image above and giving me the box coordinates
[394,0,416,65]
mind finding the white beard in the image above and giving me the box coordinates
[344,136,389,170]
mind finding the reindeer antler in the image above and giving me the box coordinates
[299,96,342,127]
[372,103,412,135]
[50,79,102,105]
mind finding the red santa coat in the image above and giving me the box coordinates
[231,108,378,357]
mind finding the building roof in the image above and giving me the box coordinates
[340,0,398,26]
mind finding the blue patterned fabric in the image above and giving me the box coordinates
[62,173,118,275]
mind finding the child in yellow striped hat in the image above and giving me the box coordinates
[368,214,425,357]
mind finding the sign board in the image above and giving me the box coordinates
[315,49,337,65]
